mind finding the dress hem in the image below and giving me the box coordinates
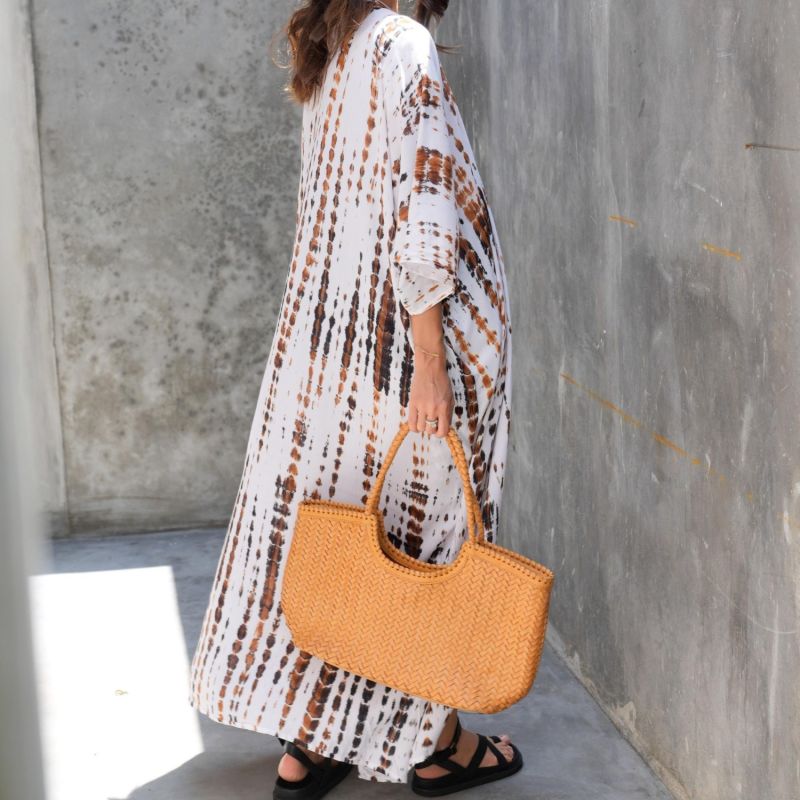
[188,690,417,784]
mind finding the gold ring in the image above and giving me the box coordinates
[425,418,438,426]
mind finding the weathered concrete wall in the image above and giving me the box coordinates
[3,0,66,538]
[31,0,301,535]
[0,1,52,796]
[440,2,800,799]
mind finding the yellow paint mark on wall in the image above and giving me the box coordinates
[702,242,742,261]
[651,432,690,458]
[609,214,638,228]
[558,372,800,564]
[558,372,763,514]
[560,373,643,428]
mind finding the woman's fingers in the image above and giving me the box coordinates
[435,404,450,438]
[407,404,423,433]
[423,407,440,437]
[406,372,454,436]
[408,403,450,438]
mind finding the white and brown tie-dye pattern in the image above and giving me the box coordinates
[188,6,513,784]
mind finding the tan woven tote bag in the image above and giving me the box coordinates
[281,421,554,713]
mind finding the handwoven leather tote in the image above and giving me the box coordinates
[281,421,554,713]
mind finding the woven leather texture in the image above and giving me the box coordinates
[281,422,554,713]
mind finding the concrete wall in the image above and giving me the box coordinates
[0,1,51,797]
[4,0,66,539]
[440,2,800,799]
[31,0,301,535]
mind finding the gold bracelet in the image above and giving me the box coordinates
[417,345,443,358]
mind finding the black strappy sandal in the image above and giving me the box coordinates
[410,716,523,797]
[272,739,353,800]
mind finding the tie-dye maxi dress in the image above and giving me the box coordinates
[188,6,513,784]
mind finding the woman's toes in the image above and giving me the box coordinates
[482,738,513,768]
[495,734,512,755]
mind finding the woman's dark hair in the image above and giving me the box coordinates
[274,0,452,104]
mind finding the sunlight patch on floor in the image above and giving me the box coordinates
[29,566,204,800]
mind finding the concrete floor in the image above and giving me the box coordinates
[31,529,674,800]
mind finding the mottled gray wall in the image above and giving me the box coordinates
[31,0,300,535]
[440,2,799,799]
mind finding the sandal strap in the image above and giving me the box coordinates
[414,716,463,770]
[431,756,470,777]
[483,735,509,767]
[462,734,511,778]
[284,740,327,780]
[465,733,489,774]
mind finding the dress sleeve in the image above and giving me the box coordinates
[381,23,459,316]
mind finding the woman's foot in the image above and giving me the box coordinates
[273,739,353,799]
[414,712,516,780]
[278,742,330,782]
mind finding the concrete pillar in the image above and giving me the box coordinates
[0,1,53,797]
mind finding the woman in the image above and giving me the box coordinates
[188,0,518,796]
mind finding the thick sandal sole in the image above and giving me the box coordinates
[410,742,524,797]
[272,760,353,800]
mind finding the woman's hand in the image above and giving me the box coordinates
[407,302,454,438]
[408,354,454,438]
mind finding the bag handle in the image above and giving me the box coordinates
[365,421,486,544]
